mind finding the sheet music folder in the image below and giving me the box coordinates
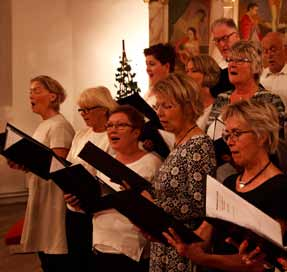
[78,141,152,192]
[0,123,69,179]
[99,190,202,245]
[117,93,170,158]
[49,163,104,213]
[206,175,287,266]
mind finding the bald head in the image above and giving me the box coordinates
[262,32,285,73]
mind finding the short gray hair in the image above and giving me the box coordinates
[153,72,204,123]
[78,86,118,111]
[221,100,279,154]
[211,18,238,32]
[230,40,263,83]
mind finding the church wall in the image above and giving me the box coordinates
[0,0,148,203]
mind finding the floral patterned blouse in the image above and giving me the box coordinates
[149,134,216,272]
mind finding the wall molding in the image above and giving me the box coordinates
[0,190,28,205]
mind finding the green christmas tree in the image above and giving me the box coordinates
[115,40,141,99]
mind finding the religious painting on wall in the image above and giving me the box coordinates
[148,0,169,46]
[238,0,287,41]
[168,0,211,67]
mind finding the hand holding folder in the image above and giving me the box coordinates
[96,189,202,245]
[206,175,287,268]
[0,123,110,213]
[49,161,105,213]
[77,141,202,244]
[0,123,69,179]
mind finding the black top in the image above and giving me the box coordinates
[210,68,234,98]
[224,173,287,220]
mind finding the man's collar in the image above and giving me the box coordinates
[265,64,287,77]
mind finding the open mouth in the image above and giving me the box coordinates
[110,136,120,143]
[222,48,230,55]
[229,71,238,75]
[268,60,275,65]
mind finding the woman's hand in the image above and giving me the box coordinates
[163,228,269,271]
[7,159,27,171]
[141,229,161,243]
[142,139,154,152]
[225,237,273,271]
[64,193,82,211]
[141,190,154,203]
[163,227,190,257]
[163,227,207,261]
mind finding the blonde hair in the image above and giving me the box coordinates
[221,100,279,154]
[230,40,263,83]
[77,86,118,112]
[31,75,66,111]
[153,72,204,123]
[188,55,220,88]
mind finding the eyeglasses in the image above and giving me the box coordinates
[186,68,201,73]
[263,47,279,55]
[226,57,251,65]
[105,122,133,130]
[213,32,237,44]
[78,106,103,114]
[222,130,254,142]
[153,103,176,111]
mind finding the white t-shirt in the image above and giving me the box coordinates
[92,153,162,261]
[67,127,111,176]
[21,114,75,254]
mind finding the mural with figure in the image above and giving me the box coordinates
[239,0,287,39]
[169,0,210,66]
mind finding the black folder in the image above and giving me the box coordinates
[78,141,202,244]
[207,217,287,267]
[117,93,161,128]
[140,121,170,159]
[50,163,104,213]
[78,141,152,192]
[0,123,69,179]
[206,175,287,268]
[117,93,170,158]
[98,189,202,245]
[207,118,231,166]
